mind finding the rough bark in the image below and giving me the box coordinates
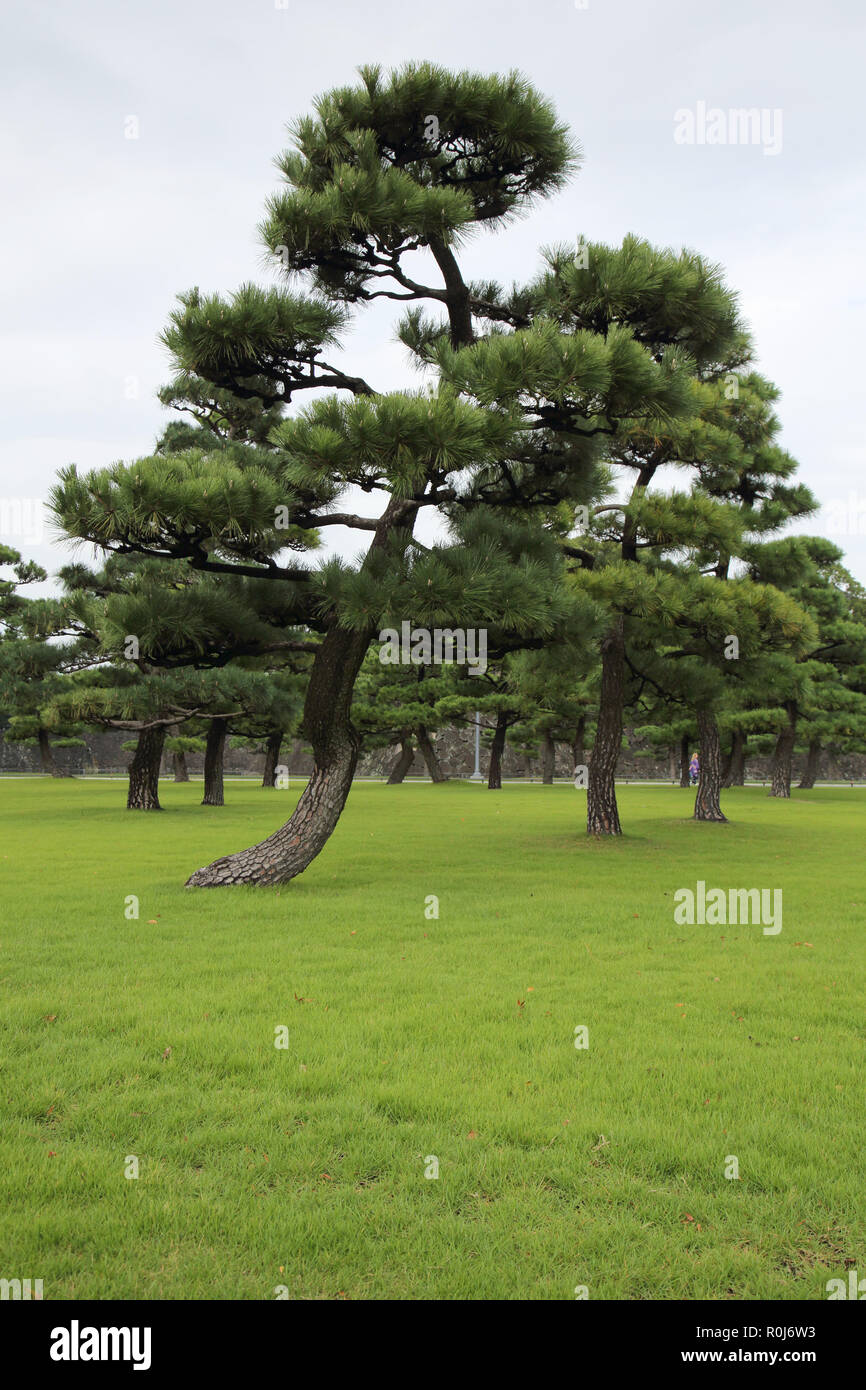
[798,738,822,789]
[487,712,508,789]
[185,614,376,885]
[261,730,282,788]
[693,708,727,822]
[127,726,166,810]
[722,728,746,787]
[416,725,448,782]
[37,727,72,777]
[387,737,415,785]
[201,718,229,806]
[679,734,691,788]
[587,620,624,834]
[540,729,555,785]
[429,235,475,347]
[173,751,190,783]
[770,704,797,798]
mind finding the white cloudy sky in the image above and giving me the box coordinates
[2,0,864,590]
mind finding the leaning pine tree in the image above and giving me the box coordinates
[51,64,706,886]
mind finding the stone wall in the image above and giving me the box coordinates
[3,725,864,782]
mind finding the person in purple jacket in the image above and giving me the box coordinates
[689,751,700,785]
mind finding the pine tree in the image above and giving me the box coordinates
[56,555,312,807]
[430,236,750,832]
[0,548,91,776]
[740,542,866,795]
[504,644,600,783]
[352,654,451,783]
[49,65,614,885]
[165,733,205,782]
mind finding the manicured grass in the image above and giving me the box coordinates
[1,778,864,1300]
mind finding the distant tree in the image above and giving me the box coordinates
[353,653,451,784]
[165,733,205,783]
[0,547,91,776]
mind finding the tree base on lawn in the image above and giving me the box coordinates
[127,726,165,810]
[487,713,508,790]
[587,621,624,834]
[387,737,415,784]
[201,718,228,806]
[693,709,728,822]
[769,706,796,798]
[261,730,282,787]
[186,739,356,886]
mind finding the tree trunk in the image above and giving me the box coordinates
[262,730,282,788]
[668,746,678,783]
[416,725,448,782]
[587,620,624,834]
[798,739,822,789]
[722,729,746,787]
[693,708,727,822]
[37,727,72,777]
[127,726,165,810]
[186,617,377,885]
[173,751,189,783]
[571,716,586,774]
[770,704,797,798]
[540,729,555,785]
[201,718,229,806]
[488,712,508,789]
[387,737,415,784]
[184,495,419,888]
[679,734,691,788]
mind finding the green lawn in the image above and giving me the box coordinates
[1,778,863,1301]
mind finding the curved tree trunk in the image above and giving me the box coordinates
[693,708,727,822]
[387,736,415,785]
[798,739,822,789]
[185,619,375,887]
[679,733,691,788]
[262,730,282,788]
[722,728,746,787]
[201,718,229,806]
[540,729,555,785]
[127,726,165,810]
[488,712,508,789]
[587,619,624,834]
[770,704,797,798]
[416,725,448,782]
[173,751,190,783]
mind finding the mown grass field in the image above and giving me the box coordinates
[1,777,863,1301]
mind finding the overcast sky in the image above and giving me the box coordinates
[2,0,864,591]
